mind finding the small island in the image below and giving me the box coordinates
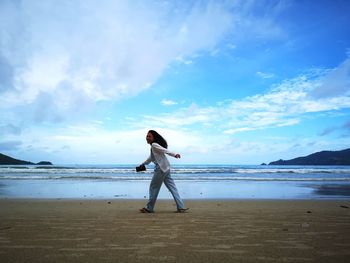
[0,153,52,165]
[268,148,350,165]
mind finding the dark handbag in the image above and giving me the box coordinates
[136,164,146,172]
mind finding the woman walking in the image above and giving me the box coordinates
[137,130,188,213]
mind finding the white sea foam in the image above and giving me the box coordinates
[1,165,349,181]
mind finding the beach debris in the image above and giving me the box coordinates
[282,228,288,231]
[0,226,12,231]
[107,201,111,204]
[340,205,349,209]
[307,211,312,213]
[114,194,126,197]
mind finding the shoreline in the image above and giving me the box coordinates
[1,199,350,262]
[1,179,350,200]
[1,196,350,201]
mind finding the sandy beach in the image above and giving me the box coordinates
[1,199,350,262]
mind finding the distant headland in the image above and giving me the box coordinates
[268,148,350,165]
[0,153,53,165]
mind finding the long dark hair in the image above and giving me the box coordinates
[148,130,168,149]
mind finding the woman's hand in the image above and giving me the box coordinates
[175,154,181,159]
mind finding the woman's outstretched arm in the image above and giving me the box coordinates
[151,143,180,158]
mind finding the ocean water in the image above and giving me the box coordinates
[1,164,350,199]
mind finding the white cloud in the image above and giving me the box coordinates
[3,123,207,164]
[0,140,22,151]
[161,99,178,106]
[140,103,217,128]
[256,71,275,79]
[4,120,348,164]
[0,0,293,130]
[228,0,289,43]
[134,58,350,134]
[0,0,235,123]
[309,58,350,98]
[175,56,193,65]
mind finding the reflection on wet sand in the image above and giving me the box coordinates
[311,184,350,197]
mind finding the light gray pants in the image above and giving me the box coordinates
[146,165,185,212]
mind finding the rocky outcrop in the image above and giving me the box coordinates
[0,153,52,165]
[269,148,350,165]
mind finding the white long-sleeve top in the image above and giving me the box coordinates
[142,143,177,172]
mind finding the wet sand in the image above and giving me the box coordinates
[1,199,350,262]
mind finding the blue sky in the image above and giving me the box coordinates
[0,0,349,164]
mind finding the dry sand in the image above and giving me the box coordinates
[1,199,350,262]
